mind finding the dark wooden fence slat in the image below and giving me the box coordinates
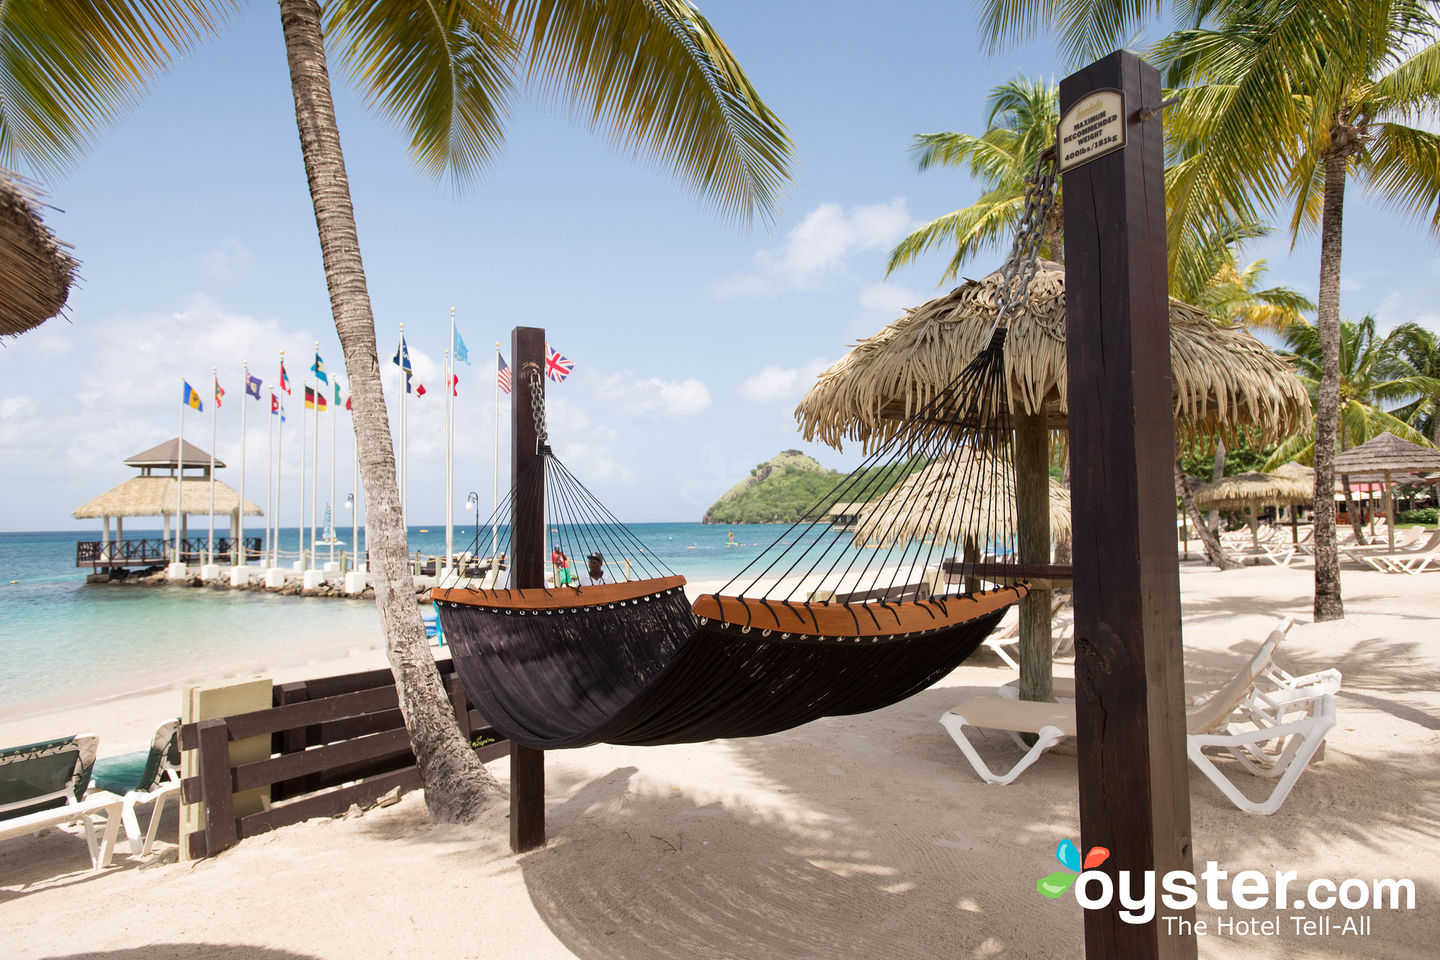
[272,681,312,802]
[233,728,413,792]
[221,685,400,739]
[195,718,237,856]
[236,768,423,838]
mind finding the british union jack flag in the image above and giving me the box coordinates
[545,344,574,382]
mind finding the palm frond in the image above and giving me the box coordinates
[502,0,792,227]
[0,0,235,170]
[326,0,516,185]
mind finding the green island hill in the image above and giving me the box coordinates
[702,450,923,524]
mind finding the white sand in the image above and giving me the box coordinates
[3,561,1439,959]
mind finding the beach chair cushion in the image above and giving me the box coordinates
[91,719,179,796]
[0,736,96,819]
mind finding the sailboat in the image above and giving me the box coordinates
[316,503,343,546]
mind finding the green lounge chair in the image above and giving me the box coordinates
[0,734,123,870]
[91,719,181,857]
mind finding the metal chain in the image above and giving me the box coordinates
[527,366,548,445]
[990,147,1058,330]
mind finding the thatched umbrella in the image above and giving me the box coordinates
[0,171,76,338]
[1193,471,1312,548]
[853,453,1071,546]
[1333,432,1440,551]
[797,261,1309,448]
[795,260,1310,701]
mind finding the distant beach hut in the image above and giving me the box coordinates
[0,170,76,339]
[1193,470,1312,548]
[71,438,263,569]
[1333,432,1440,552]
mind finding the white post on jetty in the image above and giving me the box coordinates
[352,418,360,568]
[274,368,284,570]
[329,378,337,566]
[299,377,308,570]
[265,387,274,564]
[206,367,218,570]
[445,343,453,576]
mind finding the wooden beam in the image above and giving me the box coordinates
[1061,51,1197,960]
[1015,408,1053,703]
[509,325,547,853]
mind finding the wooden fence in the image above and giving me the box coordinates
[179,659,505,858]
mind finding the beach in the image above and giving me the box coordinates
[2,559,1438,958]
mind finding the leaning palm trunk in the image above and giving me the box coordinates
[278,0,500,820]
[1312,153,1346,621]
[1175,460,1239,569]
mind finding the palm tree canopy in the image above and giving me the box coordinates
[885,76,1060,285]
[1263,315,1440,467]
[3,0,793,226]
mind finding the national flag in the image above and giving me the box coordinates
[214,378,225,408]
[304,385,316,410]
[453,327,470,365]
[312,350,328,384]
[280,361,291,394]
[497,353,511,394]
[334,381,343,407]
[450,373,459,397]
[245,374,262,400]
[545,345,573,382]
[415,383,427,397]
[392,337,413,375]
[183,381,203,411]
[317,390,327,412]
[345,393,352,411]
[271,390,286,422]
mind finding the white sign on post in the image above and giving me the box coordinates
[1058,89,1126,172]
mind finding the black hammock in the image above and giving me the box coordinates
[435,332,1030,749]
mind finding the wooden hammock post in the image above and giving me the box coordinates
[510,325,546,853]
[1060,52,1197,959]
[1015,408,1053,703]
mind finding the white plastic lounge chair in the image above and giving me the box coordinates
[943,621,1338,813]
[0,735,123,870]
[983,596,1072,669]
[1354,529,1440,573]
[90,720,181,857]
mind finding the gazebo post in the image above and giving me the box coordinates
[102,515,110,549]
[116,517,123,554]
[1015,410,1053,703]
[1385,470,1395,553]
[1061,51,1196,959]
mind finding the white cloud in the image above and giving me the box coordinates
[738,357,832,404]
[854,280,918,332]
[594,373,711,418]
[203,239,254,286]
[1374,289,1440,329]
[713,198,914,298]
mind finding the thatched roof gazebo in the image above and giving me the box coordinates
[1333,432,1440,551]
[72,438,261,568]
[796,261,1310,450]
[0,171,76,339]
[1193,470,1312,548]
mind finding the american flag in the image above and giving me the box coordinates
[497,353,511,394]
[545,344,574,382]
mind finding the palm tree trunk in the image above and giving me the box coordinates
[1312,152,1346,621]
[277,0,501,820]
[1175,461,1240,570]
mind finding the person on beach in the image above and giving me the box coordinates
[586,551,605,582]
[551,546,573,586]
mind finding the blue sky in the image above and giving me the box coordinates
[1,1,1437,532]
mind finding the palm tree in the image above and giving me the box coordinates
[1388,321,1440,447]
[4,0,791,822]
[979,0,1440,621]
[1265,316,1440,541]
[885,76,1061,282]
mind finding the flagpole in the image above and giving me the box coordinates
[351,395,360,571]
[445,340,454,575]
[176,380,185,566]
[275,351,285,568]
[299,378,308,570]
[208,366,217,567]
[399,324,408,531]
[266,388,274,567]
[493,341,500,562]
[239,363,248,567]
[330,378,337,565]
[311,342,320,571]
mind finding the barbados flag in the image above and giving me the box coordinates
[183,381,203,412]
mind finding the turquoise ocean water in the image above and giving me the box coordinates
[0,522,800,712]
